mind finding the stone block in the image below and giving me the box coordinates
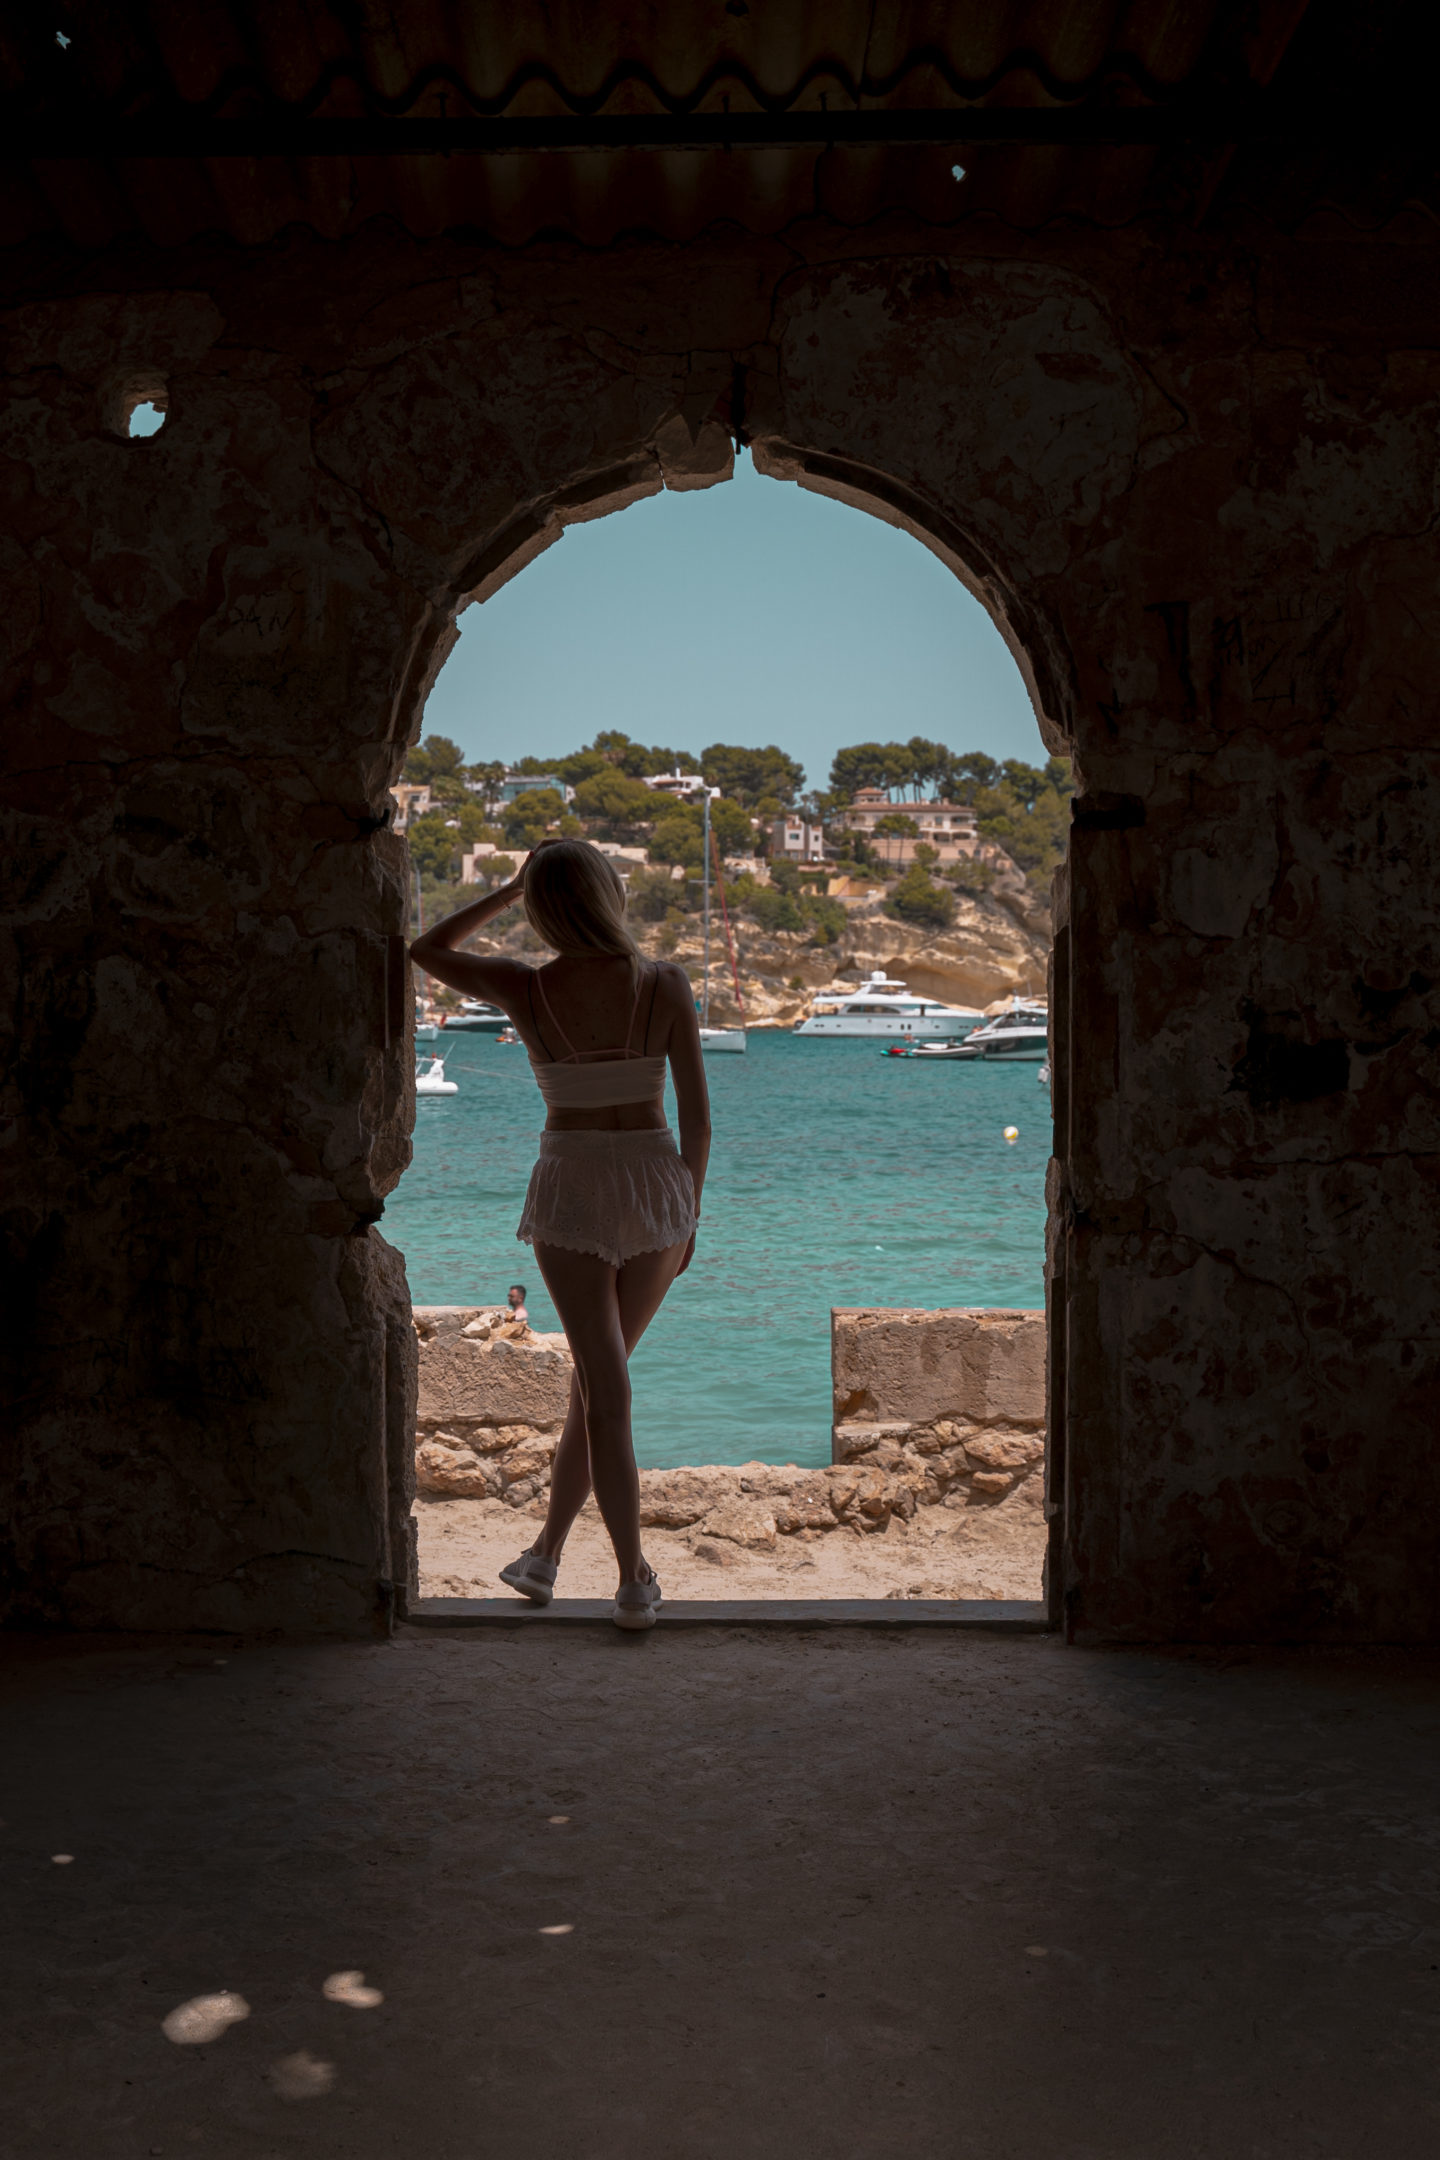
[415,1322,574,1429]
[831,1310,1044,1454]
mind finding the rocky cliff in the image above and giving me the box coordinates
[467,883,1051,1027]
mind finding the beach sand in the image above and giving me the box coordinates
[416,1494,1045,1603]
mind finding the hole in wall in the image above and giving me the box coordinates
[100,369,169,441]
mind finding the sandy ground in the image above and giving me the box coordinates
[416,1493,1046,1601]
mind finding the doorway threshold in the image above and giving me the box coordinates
[406,1596,1049,1631]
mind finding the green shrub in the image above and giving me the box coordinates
[736,878,846,945]
[803,894,848,946]
[501,788,565,845]
[948,858,995,893]
[649,810,701,866]
[657,907,688,954]
[626,866,678,922]
[885,865,956,931]
[572,769,656,826]
[745,886,805,934]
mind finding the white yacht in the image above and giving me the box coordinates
[950,998,1049,1061]
[441,998,509,1033]
[793,969,985,1040]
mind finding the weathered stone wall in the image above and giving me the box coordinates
[4,209,1438,1638]
[413,1305,1043,1548]
[831,1307,1046,1507]
[414,1308,574,1508]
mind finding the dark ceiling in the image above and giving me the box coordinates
[0,0,1434,249]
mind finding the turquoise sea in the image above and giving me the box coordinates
[387,1029,1050,1469]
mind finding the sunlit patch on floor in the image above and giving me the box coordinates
[323,1968,384,2007]
[268,2050,336,2100]
[161,1992,251,2044]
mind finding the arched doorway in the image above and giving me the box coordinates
[391,444,1062,1604]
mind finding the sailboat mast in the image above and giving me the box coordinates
[702,788,711,1026]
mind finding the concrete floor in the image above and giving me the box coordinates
[3,1629,1439,2159]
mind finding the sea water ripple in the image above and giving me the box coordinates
[388,1028,1049,1468]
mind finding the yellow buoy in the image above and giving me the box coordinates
[1003,1125,1019,1144]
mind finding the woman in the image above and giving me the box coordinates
[409,839,710,1631]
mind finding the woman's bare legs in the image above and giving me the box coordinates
[529,1240,689,1583]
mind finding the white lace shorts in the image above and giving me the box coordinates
[517,1128,698,1270]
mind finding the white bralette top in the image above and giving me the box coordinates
[527,963,666,1112]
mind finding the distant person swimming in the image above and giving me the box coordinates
[411,837,710,1632]
[506,1283,529,1326]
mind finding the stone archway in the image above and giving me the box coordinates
[5,224,1437,1642]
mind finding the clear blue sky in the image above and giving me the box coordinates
[423,449,1044,792]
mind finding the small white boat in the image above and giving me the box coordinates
[415,1020,438,1040]
[1038,1061,1051,1087]
[795,969,983,1041]
[699,1026,746,1054]
[415,1055,458,1096]
[885,1038,975,1060]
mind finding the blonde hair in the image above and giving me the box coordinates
[523,840,642,969]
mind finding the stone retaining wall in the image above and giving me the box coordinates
[414,1305,1046,1550]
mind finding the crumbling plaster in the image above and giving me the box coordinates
[2,213,1437,1637]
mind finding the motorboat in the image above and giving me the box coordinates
[415,1055,458,1096]
[794,969,984,1040]
[884,1038,978,1060]
[441,998,509,1033]
[496,1025,522,1046]
[948,998,1050,1062]
[698,792,748,1055]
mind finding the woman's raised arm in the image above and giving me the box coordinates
[409,859,536,1009]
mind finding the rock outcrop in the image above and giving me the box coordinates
[458,886,1050,1028]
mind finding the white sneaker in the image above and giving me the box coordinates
[499,1549,558,1605]
[613,1568,662,1632]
